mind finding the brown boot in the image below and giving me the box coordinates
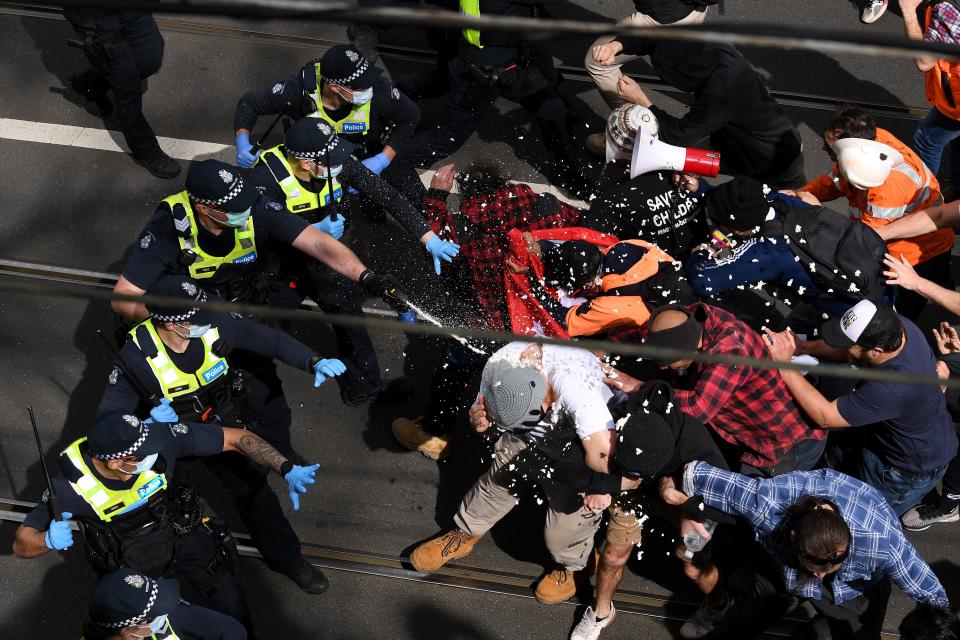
[410,529,482,572]
[584,132,606,157]
[535,567,578,604]
[392,417,451,461]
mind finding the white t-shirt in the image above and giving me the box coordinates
[479,341,615,440]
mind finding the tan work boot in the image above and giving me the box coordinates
[410,529,482,572]
[584,132,606,157]
[535,567,578,604]
[392,417,451,461]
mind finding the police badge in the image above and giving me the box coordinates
[108,367,120,385]
[317,121,332,135]
[139,232,154,250]
[272,82,284,94]
[124,574,146,589]
[181,281,198,297]
[345,49,359,63]
[219,169,233,184]
[122,415,141,428]
[169,423,190,436]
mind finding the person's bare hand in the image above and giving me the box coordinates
[883,253,922,290]
[933,322,960,355]
[591,40,623,65]
[621,476,641,491]
[469,395,494,434]
[679,515,712,542]
[762,327,798,363]
[674,172,700,193]
[795,190,821,206]
[617,76,649,106]
[430,164,456,191]
[658,475,688,506]
[601,362,642,393]
[583,493,612,512]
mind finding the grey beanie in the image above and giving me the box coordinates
[483,360,548,433]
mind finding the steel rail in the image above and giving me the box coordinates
[0,497,900,638]
[0,2,927,120]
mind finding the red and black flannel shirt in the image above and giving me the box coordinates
[614,303,824,469]
[424,184,580,330]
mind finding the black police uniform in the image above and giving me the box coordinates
[23,423,252,629]
[249,152,431,404]
[235,59,425,203]
[98,307,319,578]
[63,8,177,176]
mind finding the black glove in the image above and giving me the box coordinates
[359,269,400,299]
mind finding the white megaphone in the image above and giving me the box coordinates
[630,129,721,179]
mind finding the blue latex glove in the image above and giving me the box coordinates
[361,152,391,176]
[145,398,177,424]
[313,358,347,387]
[397,309,417,324]
[312,215,345,240]
[44,512,74,550]
[235,133,260,168]
[284,464,319,511]
[424,235,461,275]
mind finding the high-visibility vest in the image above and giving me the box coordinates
[162,192,258,280]
[258,146,343,217]
[62,438,167,523]
[460,0,483,48]
[129,320,229,398]
[923,3,960,120]
[306,63,373,135]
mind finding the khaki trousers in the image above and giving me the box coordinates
[585,8,708,109]
[454,433,602,571]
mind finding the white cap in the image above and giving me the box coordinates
[822,300,877,347]
[605,105,659,163]
[833,137,903,190]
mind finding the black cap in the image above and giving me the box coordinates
[87,411,176,461]
[541,240,602,291]
[146,275,217,325]
[644,305,705,366]
[321,44,382,89]
[705,176,773,231]
[614,411,676,479]
[185,160,259,213]
[285,118,356,164]
[90,568,180,629]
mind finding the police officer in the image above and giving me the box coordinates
[83,568,246,640]
[111,159,399,435]
[99,275,342,593]
[63,8,179,179]
[12,410,321,630]
[250,118,459,404]
[234,45,425,203]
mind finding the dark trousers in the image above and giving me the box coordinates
[707,550,890,640]
[740,437,827,478]
[894,251,954,320]
[172,528,253,631]
[201,452,302,574]
[422,338,493,437]
[64,11,165,158]
[941,451,960,500]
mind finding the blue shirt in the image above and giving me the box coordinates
[683,461,949,607]
[837,317,958,474]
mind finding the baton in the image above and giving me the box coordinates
[324,143,339,222]
[250,111,285,155]
[28,407,61,521]
[96,329,161,407]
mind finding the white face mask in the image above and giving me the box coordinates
[172,323,211,340]
[309,163,343,180]
[123,453,158,475]
[128,614,168,638]
[340,85,373,105]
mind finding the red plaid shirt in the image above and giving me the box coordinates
[424,185,580,330]
[614,303,824,469]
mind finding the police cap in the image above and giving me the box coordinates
[87,411,176,461]
[90,568,180,629]
[146,275,218,326]
[185,160,259,213]
[285,117,355,164]
[321,44,381,90]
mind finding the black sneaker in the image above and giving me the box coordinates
[70,71,113,116]
[340,384,381,407]
[136,152,181,179]
[283,560,329,594]
[901,499,960,531]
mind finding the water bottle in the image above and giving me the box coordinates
[682,520,718,559]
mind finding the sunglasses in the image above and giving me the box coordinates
[799,547,849,567]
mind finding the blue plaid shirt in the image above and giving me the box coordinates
[683,462,948,606]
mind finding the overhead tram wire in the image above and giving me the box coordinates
[46,0,960,62]
[0,264,956,390]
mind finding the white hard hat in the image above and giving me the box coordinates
[833,137,903,190]
[605,105,659,163]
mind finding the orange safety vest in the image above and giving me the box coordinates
[565,239,675,338]
[924,4,960,120]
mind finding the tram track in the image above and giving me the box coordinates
[0,1,929,120]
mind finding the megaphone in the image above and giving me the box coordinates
[630,129,721,179]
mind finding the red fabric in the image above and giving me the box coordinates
[612,303,824,469]
[424,185,581,330]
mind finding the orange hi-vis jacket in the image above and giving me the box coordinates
[924,3,960,121]
[801,128,952,265]
[565,239,676,338]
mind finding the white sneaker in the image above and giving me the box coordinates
[679,599,731,639]
[570,605,617,640]
[861,0,888,24]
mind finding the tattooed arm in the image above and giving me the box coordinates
[222,428,288,474]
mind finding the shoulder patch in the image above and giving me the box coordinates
[169,423,190,436]
[265,199,283,211]
[391,87,400,100]
[139,231,155,250]
[272,82,284,94]
[108,366,121,385]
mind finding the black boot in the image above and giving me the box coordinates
[135,151,181,179]
[283,560,329,594]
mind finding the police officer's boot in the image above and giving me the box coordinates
[282,559,329,594]
[136,150,181,179]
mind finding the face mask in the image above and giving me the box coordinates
[223,207,251,228]
[122,453,158,475]
[173,323,211,340]
[348,86,373,105]
[310,164,342,180]
[149,615,169,634]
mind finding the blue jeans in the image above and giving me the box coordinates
[859,448,947,517]
[914,107,960,186]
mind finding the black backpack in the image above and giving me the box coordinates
[762,205,887,302]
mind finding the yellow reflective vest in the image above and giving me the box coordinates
[162,191,257,280]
